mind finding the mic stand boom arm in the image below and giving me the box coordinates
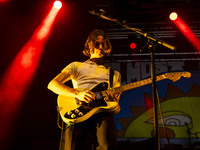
[89,10,176,51]
[89,10,177,150]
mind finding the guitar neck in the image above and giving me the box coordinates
[101,71,191,95]
[108,74,166,94]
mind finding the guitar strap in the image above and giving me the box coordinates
[109,68,114,88]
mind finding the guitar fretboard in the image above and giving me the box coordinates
[108,74,166,94]
[101,71,190,95]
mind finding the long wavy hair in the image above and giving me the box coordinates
[83,30,112,57]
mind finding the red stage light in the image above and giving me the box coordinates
[171,14,200,52]
[0,0,8,2]
[0,1,62,149]
[170,12,178,21]
[130,43,136,49]
[54,1,62,9]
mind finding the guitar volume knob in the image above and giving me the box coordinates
[67,111,72,115]
[78,112,83,116]
[71,114,76,118]
[75,109,79,113]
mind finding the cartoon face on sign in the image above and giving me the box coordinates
[117,84,200,139]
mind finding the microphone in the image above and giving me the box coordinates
[89,10,95,15]
[99,9,106,15]
[89,9,114,22]
[89,9,106,15]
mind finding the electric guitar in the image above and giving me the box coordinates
[57,71,191,125]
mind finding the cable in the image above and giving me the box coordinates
[59,119,64,150]
[57,107,73,150]
[156,89,173,150]
[57,107,72,130]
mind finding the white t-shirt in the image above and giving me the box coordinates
[62,60,121,91]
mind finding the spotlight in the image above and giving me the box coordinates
[170,12,178,21]
[130,43,136,49]
[54,1,62,9]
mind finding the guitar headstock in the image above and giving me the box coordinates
[164,72,191,82]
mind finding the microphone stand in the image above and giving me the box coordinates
[149,40,160,150]
[185,123,192,150]
[89,10,177,150]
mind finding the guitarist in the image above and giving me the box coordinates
[48,29,121,150]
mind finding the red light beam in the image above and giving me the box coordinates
[0,1,62,149]
[171,13,200,52]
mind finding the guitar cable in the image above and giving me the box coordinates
[58,118,64,150]
[57,107,73,150]
[57,106,72,130]
[156,89,173,150]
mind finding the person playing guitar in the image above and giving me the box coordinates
[48,29,121,150]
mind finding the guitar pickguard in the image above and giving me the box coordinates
[64,82,109,120]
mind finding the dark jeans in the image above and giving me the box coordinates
[64,112,117,150]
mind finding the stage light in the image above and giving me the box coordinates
[130,43,136,49]
[0,0,8,2]
[170,12,178,21]
[171,12,200,52]
[0,1,62,149]
[54,1,62,9]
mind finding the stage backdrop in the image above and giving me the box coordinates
[107,60,200,146]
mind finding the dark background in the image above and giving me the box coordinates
[0,0,200,149]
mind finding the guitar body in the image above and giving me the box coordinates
[57,82,118,124]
